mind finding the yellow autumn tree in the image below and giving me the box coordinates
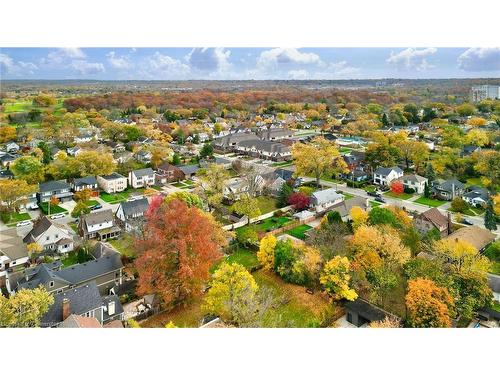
[350,225,411,266]
[465,129,490,147]
[350,206,368,230]
[433,238,490,274]
[292,137,348,186]
[386,205,412,228]
[257,234,277,270]
[466,117,487,127]
[494,194,500,216]
[320,256,358,301]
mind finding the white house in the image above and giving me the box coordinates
[115,197,150,232]
[97,172,128,193]
[5,141,20,153]
[310,188,344,213]
[128,168,155,189]
[397,174,428,194]
[462,187,489,207]
[23,216,74,254]
[373,167,404,186]
[78,209,121,241]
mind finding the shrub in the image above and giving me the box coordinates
[326,211,342,224]
[404,187,415,194]
[390,181,404,195]
[451,197,469,213]
[236,227,258,248]
[287,192,310,210]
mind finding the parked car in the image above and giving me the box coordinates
[462,218,473,225]
[375,196,386,203]
[27,203,39,210]
[16,220,32,227]
[90,203,102,210]
[367,191,381,198]
[50,213,65,219]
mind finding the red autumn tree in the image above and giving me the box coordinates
[391,180,404,195]
[134,198,227,305]
[287,192,311,210]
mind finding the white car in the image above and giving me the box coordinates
[16,220,32,227]
[50,213,65,219]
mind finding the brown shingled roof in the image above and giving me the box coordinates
[445,225,496,251]
[419,208,448,228]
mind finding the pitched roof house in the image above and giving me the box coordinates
[413,208,451,238]
[397,174,428,194]
[71,176,98,193]
[432,179,465,201]
[128,168,155,188]
[115,197,149,232]
[1,228,29,287]
[373,167,403,186]
[445,225,496,251]
[310,188,344,213]
[37,180,73,203]
[97,172,127,194]
[235,139,291,161]
[155,162,184,184]
[78,209,121,241]
[462,186,489,207]
[23,216,74,254]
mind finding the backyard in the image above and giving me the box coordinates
[414,196,446,207]
[61,249,93,268]
[235,216,293,237]
[108,235,136,258]
[286,224,313,240]
[210,248,260,273]
[255,195,279,214]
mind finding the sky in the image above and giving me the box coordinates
[1,47,499,80]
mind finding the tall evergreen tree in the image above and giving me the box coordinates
[425,163,436,183]
[423,182,430,198]
[484,199,498,231]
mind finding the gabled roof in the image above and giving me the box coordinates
[374,166,403,176]
[39,180,70,192]
[275,168,294,180]
[311,188,343,205]
[178,164,200,175]
[18,262,70,290]
[0,228,28,261]
[400,174,427,183]
[119,197,149,218]
[23,216,55,243]
[434,179,465,191]
[56,253,123,285]
[100,172,126,181]
[73,176,97,186]
[41,282,103,327]
[60,314,102,328]
[131,168,154,178]
[417,208,448,228]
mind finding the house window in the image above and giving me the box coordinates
[49,281,54,287]
[46,236,50,241]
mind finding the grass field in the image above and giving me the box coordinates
[1,212,31,225]
[255,195,278,214]
[39,202,68,215]
[3,101,34,113]
[108,235,136,258]
[236,216,293,237]
[414,196,446,207]
[85,200,99,207]
[341,192,354,200]
[100,191,130,203]
[384,191,414,200]
[369,201,382,208]
[210,248,260,273]
[286,224,312,240]
[466,177,485,187]
[271,161,294,167]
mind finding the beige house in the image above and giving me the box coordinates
[97,172,128,193]
[413,208,450,238]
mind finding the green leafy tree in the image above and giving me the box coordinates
[277,182,293,208]
[0,286,54,327]
[11,156,45,184]
[484,199,498,231]
[232,195,261,225]
[199,143,214,159]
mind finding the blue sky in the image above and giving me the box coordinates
[1,47,499,80]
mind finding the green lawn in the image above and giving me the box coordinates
[69,222,78,233]
[271,161,293,167]
[3,101,34,113]
[61,250,93,268]
[108,235,136,258]
[100,191,130,203]
[414,196,446,207]
[384,191,414,200]
[85,200,99,207]
[286,224,313,240]
[466,177,485,187]
[363,185,377,193]
[341,192,354,200]
[449,206,485,217]
[1,212,31,224]
[369,201,382,208]
[210,248,260,273]
[492,302,500,313]
[235,216,293,237]
[39,202,68,215]
[255,195,278,214]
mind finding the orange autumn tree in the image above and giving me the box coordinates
[390,180,404,195]
[134,199,227,305]
[405,278,455,328]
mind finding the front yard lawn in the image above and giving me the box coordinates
[363,185,377,193]
[108,235,136,258]
[1,211,30,224]
[286,224,313,240]
[341,192,354,200]
[384,191,414,200]
[100,191,130,203]
[85,200,99,207]
[414,196,446,207]
[369,201,382,208]
[255,195,278,214]
[39,202,68,215]
[210,248,260,273]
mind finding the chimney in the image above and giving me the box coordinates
[108,300,115,316]
[62,298,70,321]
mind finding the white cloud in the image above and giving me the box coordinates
[140,52,190,79]
[458,48,500,72]
[258,48,321,68]
[43,48,86,65]
[0,53,38,75]
[386,47,437,71]
[71,60,105,75]
[106,51,132,69]
[186,48,231,73]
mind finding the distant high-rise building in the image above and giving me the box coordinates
[470,85,500,102]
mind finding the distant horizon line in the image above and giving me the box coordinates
[2,78,500,82]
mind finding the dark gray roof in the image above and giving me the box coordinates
[102,294,124,321]
[463,188,489,201]
[374,166,403,176]
[39,180,70,192]
[41,282,103,327]
[73,176,97,186]
[435,179,465,192]
[18,261,68,290]
[275,168,294,180]
[237,139,290,154]
[179,164,200,175]
[57,253,123,285]
[345,299,388,322]
[119,197,149,217]
[82,209,114,226]
[23,216,54,243]
[131,167,154,178]
[488,274,500,293]
[100,172,126,181]
[91,241,118,259]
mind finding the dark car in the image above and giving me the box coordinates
[375,196,386,203]
[462,218,473,225]
[90,203,102,210]
[367,191,381,198]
